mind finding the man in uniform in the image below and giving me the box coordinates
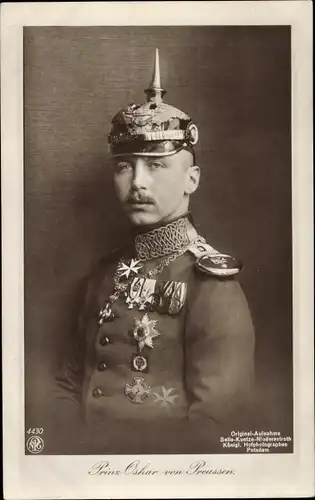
[49,49,255,454]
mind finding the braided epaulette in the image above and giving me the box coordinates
[188,239,243,277]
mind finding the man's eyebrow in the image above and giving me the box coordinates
[147,158,165,163]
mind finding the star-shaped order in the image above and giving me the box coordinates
[153,387,178,408]
[118,259,142,279]
[133,313,160,351]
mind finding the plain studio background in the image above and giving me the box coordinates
[24,26,292,444]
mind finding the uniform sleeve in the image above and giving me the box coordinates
[185,275,255,427]
[47,254,111,428]
[47,276,89,431]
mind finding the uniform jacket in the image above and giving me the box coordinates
[48,219,255,454]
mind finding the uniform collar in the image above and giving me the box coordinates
[133,213,198,260]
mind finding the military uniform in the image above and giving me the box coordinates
[48,50,255,454]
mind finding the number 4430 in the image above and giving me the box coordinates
[27,428,43,435]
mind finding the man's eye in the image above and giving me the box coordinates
[148,161,164,169]
[116,162,132,172]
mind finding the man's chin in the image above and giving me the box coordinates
[126,211,160,227]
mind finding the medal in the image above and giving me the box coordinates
[168,282,187,315]
[125,277,187,315]
[117,258,142,279]
[131,354,149,373]
[125,377,151,404]
[125,295,138,310]
[98,240,192,327]
[126,278,155,310]
[155,281,187,315]
[132,313,160,351]
[153,387,178,408]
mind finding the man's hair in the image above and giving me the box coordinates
[182,145,196,166]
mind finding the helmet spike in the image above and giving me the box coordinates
[151,48,161,89]
[145,48,166,105]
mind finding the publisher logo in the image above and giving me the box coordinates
[26,435,44,454]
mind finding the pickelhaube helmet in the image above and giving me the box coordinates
[108,49,199,157]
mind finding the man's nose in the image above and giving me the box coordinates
[132,160,150,189]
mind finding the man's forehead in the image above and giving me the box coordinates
[115,155,167,163]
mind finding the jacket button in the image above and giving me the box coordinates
[100,335,110,346]
[98,361,107,371]
[92,388,104,398]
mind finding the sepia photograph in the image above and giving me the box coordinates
[24,24,292,455]
[2,2,313,499]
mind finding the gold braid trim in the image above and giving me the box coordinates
[134,217,198,260]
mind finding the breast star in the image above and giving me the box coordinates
[118,259,142,279]
[153,387,178,408]
[133,313,160,351]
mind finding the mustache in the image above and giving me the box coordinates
[126,192,155,204]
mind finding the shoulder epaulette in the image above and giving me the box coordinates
[188,239,243,277]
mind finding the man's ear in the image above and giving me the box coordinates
[185,165,200,195]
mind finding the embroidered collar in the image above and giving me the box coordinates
[134,216,199,260]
